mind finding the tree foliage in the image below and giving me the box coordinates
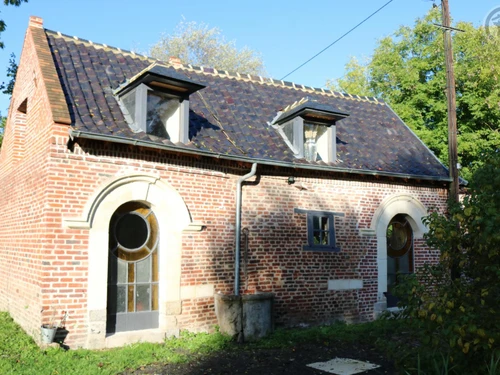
[328,8,500,182]
[150,20,265,76]
[0,52,17,95]
[394,151,500,373]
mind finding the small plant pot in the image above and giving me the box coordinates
[40,324,57,344]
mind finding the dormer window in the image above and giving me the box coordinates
[115,63,205,143]
[270,98,349,163]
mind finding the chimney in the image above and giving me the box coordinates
[168,56,182,68]
[29,16,43,28]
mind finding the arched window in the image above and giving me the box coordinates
[386,214,413,308]
[107,202,159,333]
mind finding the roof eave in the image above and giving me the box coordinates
[68,129,452,183]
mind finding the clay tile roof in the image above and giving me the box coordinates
[44,29,449,180]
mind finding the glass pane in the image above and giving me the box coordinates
[128,263,135,283]
[136,285,150,312]
[128,285,134,312]
[117,259,127,284]
[116,285,126,313]
[122,90,136,124]
[282,121,294,146]
[312,216,320,230]
[116,213,148,250]
[321,217,329,230]
[152,251,159,282]
[313,231,321,245]
[151,284,159,311]
[136,257,151,283]
[322,231,329,245]
[147,92,175,138]
[399,252,410,274]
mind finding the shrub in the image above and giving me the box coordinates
[394,152,500,373]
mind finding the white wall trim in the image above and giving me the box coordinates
[371,193,428,313]
[76,174,190,348]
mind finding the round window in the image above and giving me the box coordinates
[115,212,150,250]
[387,216,412,257]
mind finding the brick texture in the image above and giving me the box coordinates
[0,22,448,349]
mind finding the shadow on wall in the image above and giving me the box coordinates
[231,170,373,328]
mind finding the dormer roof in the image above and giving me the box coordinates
[272,97,349,126]
[114,62,205,99]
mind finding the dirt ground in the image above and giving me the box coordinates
[119,341,398,375]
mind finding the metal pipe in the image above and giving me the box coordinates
[234,163,257,296]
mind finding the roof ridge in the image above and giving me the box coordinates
[45,29,384,106]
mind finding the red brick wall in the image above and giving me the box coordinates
[0,28,448,349]
[1,112,448,347]
[0,25,62,336]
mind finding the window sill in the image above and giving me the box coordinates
[302,246,341,252]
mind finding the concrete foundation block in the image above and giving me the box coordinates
[214,292,274,341]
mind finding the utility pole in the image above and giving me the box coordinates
[441,0,459,203]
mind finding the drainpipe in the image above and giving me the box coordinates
[234,163,258,296]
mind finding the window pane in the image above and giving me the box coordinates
[116,286,126,313]
[136,257,151,283]
[122,91,136,124]
[321,216,329,230]
[117,259,127,284]
[313,230,321,245]
[312,216,320,230]
[282,121,294,146]
[136,285,150,312]
[147,92,175,138]
[322,231,329,245]
[116,213,148,250]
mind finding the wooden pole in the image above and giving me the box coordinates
[441,0,459,203]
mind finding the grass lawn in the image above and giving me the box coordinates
[0,312,407,375]
[1,311,496,374]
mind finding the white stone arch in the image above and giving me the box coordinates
[370,194,428,314]
[64,174,191,348]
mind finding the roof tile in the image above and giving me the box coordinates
[45,29,448,180]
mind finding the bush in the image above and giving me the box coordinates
[394,152,500,373]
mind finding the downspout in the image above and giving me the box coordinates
[234,163,258,296]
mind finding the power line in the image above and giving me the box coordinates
[280,0,395,81]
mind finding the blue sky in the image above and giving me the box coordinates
[0,0,497,114]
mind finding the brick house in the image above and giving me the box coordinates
[0,17,450,348]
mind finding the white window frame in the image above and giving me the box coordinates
[118,83,189,144]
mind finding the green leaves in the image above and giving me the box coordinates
[328,8,500,182]
[393,152,500,373]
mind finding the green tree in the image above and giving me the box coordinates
[150,20,265,76]
[328,8,500,182]
[394,151,500,373]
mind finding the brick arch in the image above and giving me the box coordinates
[64,174,190,348]
[370,194,428,314]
